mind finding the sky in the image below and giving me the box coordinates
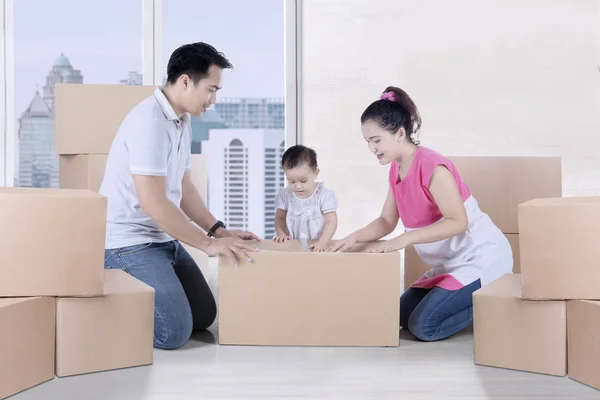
[14,0,285,119]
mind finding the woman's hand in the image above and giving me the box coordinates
[328,233,358,252]
[366,235,410,253]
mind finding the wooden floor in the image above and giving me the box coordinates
[13,259,600,399]
[13,327,599,400]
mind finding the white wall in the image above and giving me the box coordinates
[300,0,599,238]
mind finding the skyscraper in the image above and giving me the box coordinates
[17,90,56,188]
[17,54,83,187]
[42,53,83,111]
[202,129,285,239]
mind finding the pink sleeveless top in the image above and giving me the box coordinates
[390,147,512,290]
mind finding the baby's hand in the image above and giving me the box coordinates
[309,241,328,252]
[272,235,290,243]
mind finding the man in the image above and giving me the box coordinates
[101,42,259,350]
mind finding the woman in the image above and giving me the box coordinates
[330,86,513,341]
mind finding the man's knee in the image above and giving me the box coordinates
[193,297,217,332]
[154,306,193,350]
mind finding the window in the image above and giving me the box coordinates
[11,0,142,188]
[1,1,298,242]
[164,0,288,239]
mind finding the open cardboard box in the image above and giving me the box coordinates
[218,240,401,347]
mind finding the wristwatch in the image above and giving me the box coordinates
[208,220,226,237]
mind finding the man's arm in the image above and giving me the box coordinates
[134,174,213,251]
[180,171,219,233]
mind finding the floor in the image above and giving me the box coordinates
[13,259,600,400]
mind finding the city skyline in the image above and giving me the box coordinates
[14,0,284,120]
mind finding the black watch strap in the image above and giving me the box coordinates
[208,220,226,237]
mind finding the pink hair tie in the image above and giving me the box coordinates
[380,91,397,102]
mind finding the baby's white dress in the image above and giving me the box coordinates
[275,182,338,240]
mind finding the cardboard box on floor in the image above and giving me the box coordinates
[567,300,600,390]
[0,297,55,399]
[55,83,155,155]
[56,269,154,377]
[219,240,401,347]
[0,188,106,297]
[403,234,520,290]
[448,156,562,234]
[473,274,567,376]
[518,197,600,300]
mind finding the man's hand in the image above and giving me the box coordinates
[272,235,291,243]
[205,237,259,267]
[216,228,261,241]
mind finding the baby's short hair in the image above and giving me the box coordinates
[281,145,318,171]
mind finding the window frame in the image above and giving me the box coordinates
[0,0,299,186]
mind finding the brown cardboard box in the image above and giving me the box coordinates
[518,197,600,300]
[55,83,155,155]
[473,274,567,376]
[0,297,55,399]
[567,300,600,390]
[56,269,154,377]
[190,154,207,201]
[59,154,108,192]
[218,240,401,347]
[403,233,520,290]
[0,188,106,297]
[505,234,520,273]
[449,157,562,234]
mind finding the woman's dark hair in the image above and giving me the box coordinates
[281,145,318,171]
[166,42,232,85]
[360,86,422,145]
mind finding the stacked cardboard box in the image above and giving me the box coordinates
[473,197,600,391]
[403,156,562,290]
[0,84,160,398]
[56,83,155,192]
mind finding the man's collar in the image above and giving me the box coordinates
[153,87,190,123]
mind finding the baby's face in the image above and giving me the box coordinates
[284,163,319,197]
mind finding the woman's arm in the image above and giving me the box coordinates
[405,165,468,245]
[370,166,467,253]
[329,187,399,252]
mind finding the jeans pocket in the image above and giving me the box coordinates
[118,242,154,257]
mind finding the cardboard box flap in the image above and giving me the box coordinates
[252,240,384,254]
[0,298,37,308]
[254,240,304,252]
[103,270,154,295]
[473,274,521,298]
[520,197,600,207]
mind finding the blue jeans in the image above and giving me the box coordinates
[400,279,481,341]
[104,241,216,350]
